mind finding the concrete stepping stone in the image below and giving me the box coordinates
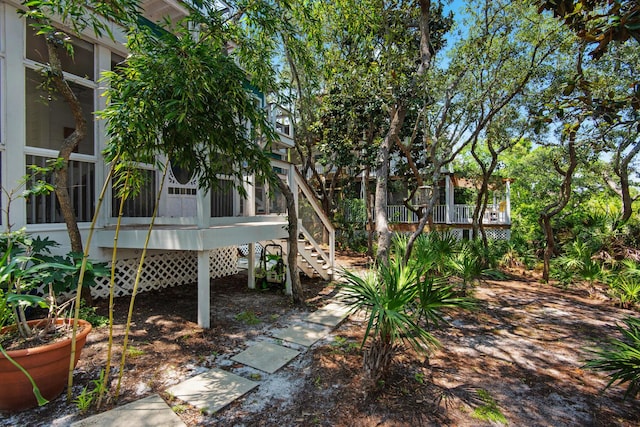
[231,342,300,374]
[71,394,186,427]
[305,302,350,327]
[166,368,257,414]
[271,322,332,347]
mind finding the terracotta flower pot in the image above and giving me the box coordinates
[0,318,92,412]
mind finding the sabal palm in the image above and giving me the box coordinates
[412,232,458,275]
[586,316,640,399]
[340,254,470,388]
[448,244,483,295]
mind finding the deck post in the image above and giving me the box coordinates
[197,250,210,328]
[445,174,452,224]
[248,242,256,289]
[505,180,512,225]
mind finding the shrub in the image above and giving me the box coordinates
[585,316,640,399]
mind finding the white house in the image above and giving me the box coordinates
[0,0,334,328]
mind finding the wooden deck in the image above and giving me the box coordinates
[94,217,288,329]
[95,219,288,251]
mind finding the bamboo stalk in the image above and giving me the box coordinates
[66,159,117,401]
[96,166,130,409]
[115,158,170,399]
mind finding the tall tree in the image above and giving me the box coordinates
[535,0,640,58]
[399,0,565,261]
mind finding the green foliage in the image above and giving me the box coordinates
[73,369,107,413]
[339,237,472,387]
[171,404,188,414]
[585,316,640,399]
[99,13,277,195]
[608,277,640,309]
[126,346,145,358]
[552,240,602,285]
[498,236,537,270]
[78,302,109,328]
[234,310,261,325]
[330,335,360,354]
[607,261,640,308]
[410,232,458,276]
[472,389,507,424]
[447,244,483,295]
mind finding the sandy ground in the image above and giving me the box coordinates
[2,254,639,426]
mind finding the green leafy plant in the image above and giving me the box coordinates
[608,277,640,309]
[554,239,602,286]
[585,316,640,399]
[330,335,359,354]
[171,404,188,414]
[72,369,106,412]
[126,346,145,358]
[78,302,109,328]
[339,242,472,390]
[448,244,484,295]
[472,389,507,424]
[234,310,261,325]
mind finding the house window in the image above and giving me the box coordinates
[210,179,234,217]
[111,53,126,72]
[26,155,95,224]
[111,168,156,217]
[25,68,95,155]
[26,24,95,80]
[24,24,97,225]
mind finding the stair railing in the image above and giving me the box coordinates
[292,166,335,277]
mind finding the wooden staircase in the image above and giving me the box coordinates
[296,228,332,280]
[292,167,335,280]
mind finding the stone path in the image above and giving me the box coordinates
[71,299,350,426]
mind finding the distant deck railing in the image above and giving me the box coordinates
[345,204,510,225]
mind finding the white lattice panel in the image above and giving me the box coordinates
[485,229,510,240]
[86,247,238,299]
[209,247,239,278]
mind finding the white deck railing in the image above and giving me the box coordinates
[366,204,510,225]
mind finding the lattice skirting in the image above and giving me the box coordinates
[437,228,510,240]
[484,229,510,240]
[43,247,239,300]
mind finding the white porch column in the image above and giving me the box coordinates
[96,45,111,230]
[244,174,255,216]
[196,188,210,228]
[445,174,452,224]
[505,179,511,225]
[244,174,256,288]
[4,9,27,229]
[197,250,210,328]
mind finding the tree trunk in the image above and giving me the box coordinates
[363,337,394,392]
[377,0,432,264]
[365,166,374,260]
[46,38,92,304]
[613,140,640,227]
[275,177,304,305]
[539,134,578,282]
[375,106,406,264]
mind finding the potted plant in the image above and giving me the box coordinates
[0,230,104,411]
[0,163,107,411]
[0,230,92,411]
